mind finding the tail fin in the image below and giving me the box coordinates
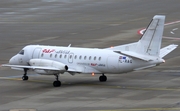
[136,15,165,57]
[110,15,177,61]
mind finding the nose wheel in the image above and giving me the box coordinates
[22,75,28,80]
[53,74,61,87]
[22,68,29,81]
[99,74,107,82]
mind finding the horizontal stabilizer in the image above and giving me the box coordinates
[160,44,178,58]
[114,51,154,61]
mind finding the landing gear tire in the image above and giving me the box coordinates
[22,75,28,81]
[53,74,61,87]
[53,81,61,87]
[99,74,107,82]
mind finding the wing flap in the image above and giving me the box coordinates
[67,68,82,73]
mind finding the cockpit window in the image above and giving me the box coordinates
[19,50,24,55]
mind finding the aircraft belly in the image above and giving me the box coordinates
[83,66,101,73]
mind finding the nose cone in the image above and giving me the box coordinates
[9,55,18,65]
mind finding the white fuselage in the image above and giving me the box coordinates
[9,45,163,75]
[3,15,177,87]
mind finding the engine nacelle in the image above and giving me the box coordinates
[29,59,68,75]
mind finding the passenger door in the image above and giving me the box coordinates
[68,53,74,63]
[32,48,42,59]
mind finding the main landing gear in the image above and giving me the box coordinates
[22,68,29,80]
[53,74,61,87]
[99,74,107,82]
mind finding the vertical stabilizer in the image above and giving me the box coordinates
[136,15,165,57]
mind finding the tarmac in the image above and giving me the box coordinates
[0,0,180,111]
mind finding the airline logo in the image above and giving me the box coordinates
[42,49,70,54]
[91,63,97,66]
[55,50,70,54]
[42,49,55,53]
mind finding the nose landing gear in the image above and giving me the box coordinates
[22,68,29,80]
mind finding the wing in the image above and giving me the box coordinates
[2,64,84,74]
[2,64,60,70]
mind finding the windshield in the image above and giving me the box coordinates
[18,50,24,55]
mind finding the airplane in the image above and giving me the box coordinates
[2,15,178,87]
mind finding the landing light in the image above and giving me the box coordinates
[92,72,95,76]
[110,46,114,48]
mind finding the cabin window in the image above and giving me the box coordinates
[55,54,57,58]
[50,54,52,58]
[69,55,72,59]
[89,56,91,60]
[84,56,86,60]
[99,57,101,61]
[94,56,96,60]
[74,55,77,59]
[41,53,44,57]
[64,55,67,58]
[59,54,62,58]
[79,56,82,59]
[19,50,24,55]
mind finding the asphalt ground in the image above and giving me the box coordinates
[0,0,180,111]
